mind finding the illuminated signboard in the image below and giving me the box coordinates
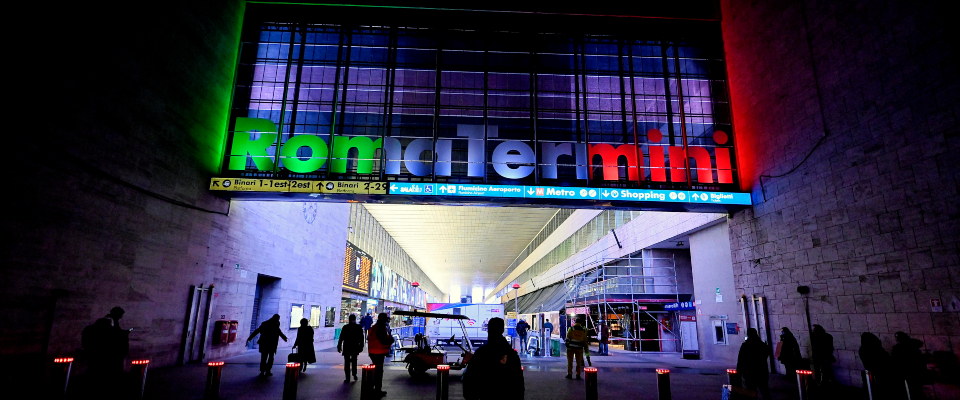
[342,243,371,294]
[217,19,743,199]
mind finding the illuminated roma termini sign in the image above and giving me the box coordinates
[227,117,734,186]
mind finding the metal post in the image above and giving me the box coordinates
[361,364,375,400]
[904,380,913,400]
[797,369,813,400]
[656,369,671,400]
[726,369,740,388]
[436,365,450,400]
[861,370,875,400]
[283,363,300,400]
[584,367,598,400]
[205,361,224,400]
[51,357,73,398]
[130,360,150,400]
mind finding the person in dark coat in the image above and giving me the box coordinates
[598,321,610,356]
[361,312,374,339]
[892,331,926,399]
[292,318,316,372]
[462,317,524,400]
[859,332,897,400]
[811,324,836,386]
[777,327,802,380]
[338,314,364,383]
[246,314,287,376]
[737,328,772,400]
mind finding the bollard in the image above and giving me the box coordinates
[796,370,813,400]
[130,360,150,400]
[584,367,598,400]
[283,363,300,400]
[436,365,450,400]
[861,370,875,400]
[51,357,74,398]
[656,369,671,400]
[726,369,740,388]
[205,361,224,400]
[360,364,376,400]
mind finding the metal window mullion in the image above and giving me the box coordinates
[660,44,676,145]
[672,46,692,188]
[325,30,347,178]
[272,27,300,174]
[431,33,442,183]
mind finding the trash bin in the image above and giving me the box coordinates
[551,339,561,357]
[334,328,341,341]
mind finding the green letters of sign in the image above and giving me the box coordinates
[332,136,382,174]
[229,118,278,171]
[280,134,329,173]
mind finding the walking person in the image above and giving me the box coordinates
[246,314,287,376]
[338,314,364,383]
[516,319,530,355]
[598,321,610,356]
[292,318,316,373]
[811,324,836,386]
[859,332,897,400]
[81,307,130,398]
[737,328,773,400]
[361,312,374,339]
[564,317,587,379]
[462,317,524,400]
[367,313,394,396]
[892,331,926,399]
[776,327,801,380]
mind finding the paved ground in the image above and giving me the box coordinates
[133,344,830,400]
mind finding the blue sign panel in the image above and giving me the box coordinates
[388,182,751,206]
[665,301,696,311]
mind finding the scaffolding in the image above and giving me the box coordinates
[562,249,685,353]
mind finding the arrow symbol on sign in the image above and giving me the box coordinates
[527,188,534,195]
[439,186,447,193]
[602,190,609,197]
[391,185,398,191]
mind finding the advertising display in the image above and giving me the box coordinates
[368,259,427,309]
[426,303,504,339]
[342,243,371,294]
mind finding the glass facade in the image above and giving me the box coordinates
[225,21,737,192]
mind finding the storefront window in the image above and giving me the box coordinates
[325,307,337,327]
[341,298,364,323]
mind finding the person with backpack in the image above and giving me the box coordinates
[565,317,587,379]
[515,319,530,355]
[367,313,394,396]
[462,317,524,400]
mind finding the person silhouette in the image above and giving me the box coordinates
[81,307,130,399]
[247,314,287,376]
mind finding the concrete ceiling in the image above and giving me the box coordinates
[361,204,558,299]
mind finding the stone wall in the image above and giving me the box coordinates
[3,0,349,381]
[722,0,959,385]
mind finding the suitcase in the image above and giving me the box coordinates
[287,347,300,363]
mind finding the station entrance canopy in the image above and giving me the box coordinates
[211,5,751,212]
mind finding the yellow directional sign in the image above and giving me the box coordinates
[210,178,387,195]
